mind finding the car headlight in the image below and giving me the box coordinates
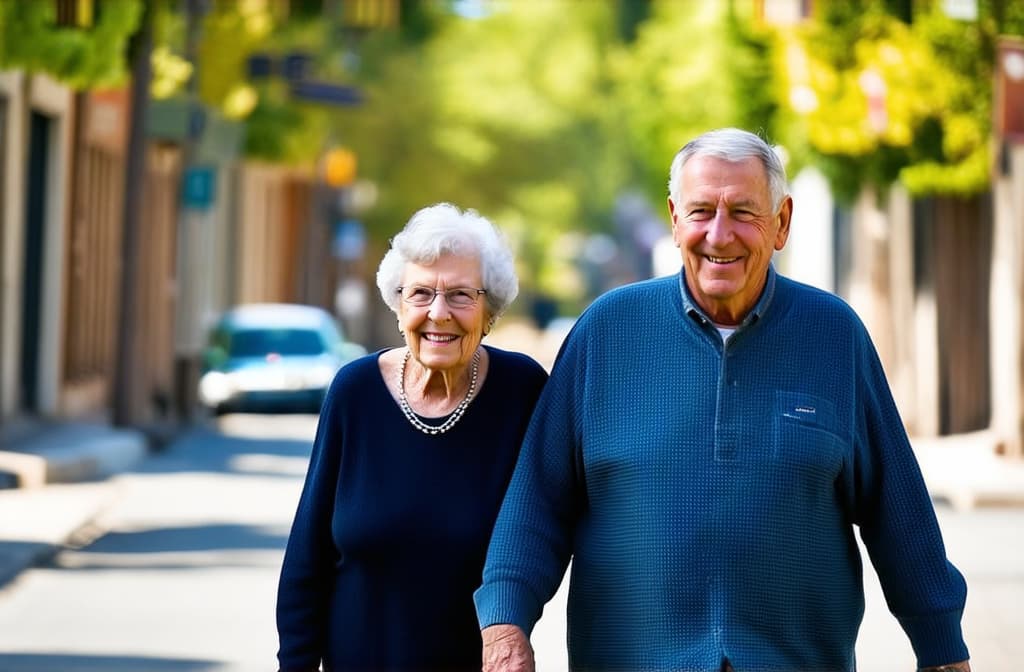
[198,371,234,406]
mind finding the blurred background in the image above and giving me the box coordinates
[0,0,1023,450]
[0,1,1024,669]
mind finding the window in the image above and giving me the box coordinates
[229,329,326,357]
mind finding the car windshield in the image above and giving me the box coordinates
[228,328,325,357]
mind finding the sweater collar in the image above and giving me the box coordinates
[678,264,778,331]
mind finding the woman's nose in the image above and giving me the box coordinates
[427,296,452,321]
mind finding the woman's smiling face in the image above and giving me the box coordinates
[399,253,489,372]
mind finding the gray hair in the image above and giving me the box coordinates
[667,128,789,212]
[376,203,519,319]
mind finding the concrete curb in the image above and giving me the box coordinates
[0,423,148,489]
[41,426,149,483]
[0,451,46,489]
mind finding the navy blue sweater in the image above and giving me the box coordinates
[278,345,547,672]
[476,268,968,671]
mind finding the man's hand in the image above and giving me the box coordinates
[482,624,534,672]
[919,661,971,672]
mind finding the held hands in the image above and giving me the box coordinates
[482,624,534,672]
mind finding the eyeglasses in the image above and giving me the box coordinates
[397,285,487,308]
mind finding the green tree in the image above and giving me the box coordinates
[323,0,785,309]
[610,1,777,205]
[771,0,1024,202]
[327,0,637,309]
[0,0,143,88]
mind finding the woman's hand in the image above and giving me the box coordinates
[482,624,534,672]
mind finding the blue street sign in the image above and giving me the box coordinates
[290,80,363,106]
[333,219,366,260]
[182,166,216,210]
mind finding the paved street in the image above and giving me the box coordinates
[0,407,1022,671]
[0,414,319,672]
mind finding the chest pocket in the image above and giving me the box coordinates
[772,391,845,480]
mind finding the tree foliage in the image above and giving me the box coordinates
[772,0,1022,202]
[0,0,143,89]
[311,0,782,307]
[323,1,640,307]
[7,0,1017,306]
[194,0,277,119]
[611,2,748,203]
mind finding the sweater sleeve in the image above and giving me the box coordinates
[276,371,346,671]
[851,333,969,668]
[474,326,586,635]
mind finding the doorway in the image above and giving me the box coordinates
[0,96,7,413]
[20,112,51,412]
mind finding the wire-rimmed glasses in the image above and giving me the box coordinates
[397,286,487,309]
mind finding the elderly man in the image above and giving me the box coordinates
[474,128,970,672]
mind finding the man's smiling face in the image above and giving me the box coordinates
[668,155,792,326]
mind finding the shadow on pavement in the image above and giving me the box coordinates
[0,652,224,671]
[0,541,51,587]
[46,522,290,573]
[74,522,286,554]
[132,421,315,479]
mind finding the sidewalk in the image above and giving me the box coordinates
[913,429,1024,510]
[0,419,153,589]
[0,420,151,488]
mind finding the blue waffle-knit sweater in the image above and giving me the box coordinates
[475,267,968,671]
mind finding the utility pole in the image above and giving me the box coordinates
[173,0,208,422]
[113,0,154,427]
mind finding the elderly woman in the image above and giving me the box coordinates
[276,203,548,672]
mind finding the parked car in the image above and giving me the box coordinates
[197,303,366,415]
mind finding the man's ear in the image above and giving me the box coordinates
[774,196,793,251]
[667,196,681,247]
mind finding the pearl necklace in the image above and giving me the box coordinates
[398,349,480,435]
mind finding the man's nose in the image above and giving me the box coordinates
[706,211,734,246]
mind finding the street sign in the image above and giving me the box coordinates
[333,219,366,260]
[290,80,363,106]
[182,166,216,210]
